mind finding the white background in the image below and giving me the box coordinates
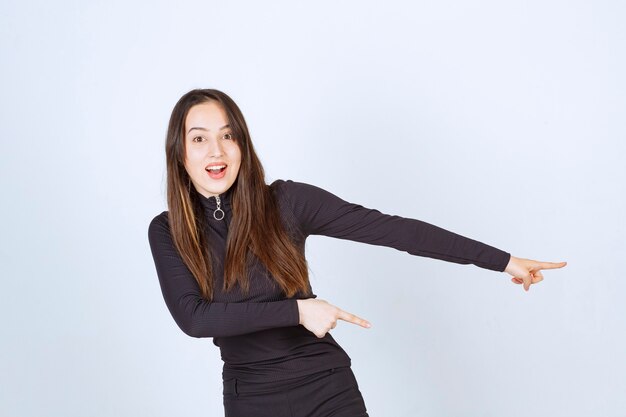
[1,1,625,416]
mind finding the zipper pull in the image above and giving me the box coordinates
[213,195,225,221]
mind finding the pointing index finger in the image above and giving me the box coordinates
[338,310,372,328]
[539,261,568,270]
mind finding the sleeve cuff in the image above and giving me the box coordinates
[289,298,301,326]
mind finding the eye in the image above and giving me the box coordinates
[192,136,204,143]
[223,132,233,140]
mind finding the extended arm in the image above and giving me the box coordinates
[147,213,299,338]
[277,179,511,272]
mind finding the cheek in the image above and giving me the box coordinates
[185,148,205,164]
[229,144,243,166]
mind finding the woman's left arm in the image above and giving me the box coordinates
[275,179,566,290]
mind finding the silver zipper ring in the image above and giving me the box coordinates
[213,195,225,221]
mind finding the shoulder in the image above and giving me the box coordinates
[269,178,348,209]
[269,178,301,194]
[269,178,326,211]
[269,179,323,239]
[269,178,349,236]
[149,210,169,226]
[269,178,327,203]
[148,211,170,239]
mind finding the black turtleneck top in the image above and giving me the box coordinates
[147,179,511,383]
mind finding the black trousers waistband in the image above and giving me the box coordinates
[222,366,369,417]
[223,366,343,396]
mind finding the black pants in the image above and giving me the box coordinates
[222,366,370,417]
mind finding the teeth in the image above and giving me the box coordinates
[206,165,226,171]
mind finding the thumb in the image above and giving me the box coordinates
[521,271,533,291]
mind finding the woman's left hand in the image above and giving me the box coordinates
[504,255,567,291]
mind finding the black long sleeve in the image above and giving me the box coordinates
[275,179,511,272]
[147,213,300,338]
[147,178,511,384]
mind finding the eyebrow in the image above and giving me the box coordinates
[187,124,230,134]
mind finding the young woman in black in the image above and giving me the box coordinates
[148,88,567,417]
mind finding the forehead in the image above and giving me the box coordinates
[185,101,228,131]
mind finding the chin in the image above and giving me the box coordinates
[205,181,234,196]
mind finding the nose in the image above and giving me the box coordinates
[207,136,224,158]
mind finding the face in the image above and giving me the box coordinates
[184,101,242,198]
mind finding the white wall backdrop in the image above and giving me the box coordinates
[1,1,624,416]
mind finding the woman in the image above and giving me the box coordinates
[148,88,567,417]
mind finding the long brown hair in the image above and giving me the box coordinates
[164,88,310,300]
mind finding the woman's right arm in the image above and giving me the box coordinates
[147,213,300,338]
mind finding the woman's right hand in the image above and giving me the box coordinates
[296,298,372,338]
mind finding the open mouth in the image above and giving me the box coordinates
[206,164,227,179]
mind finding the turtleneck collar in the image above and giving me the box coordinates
[196,186,234,212]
